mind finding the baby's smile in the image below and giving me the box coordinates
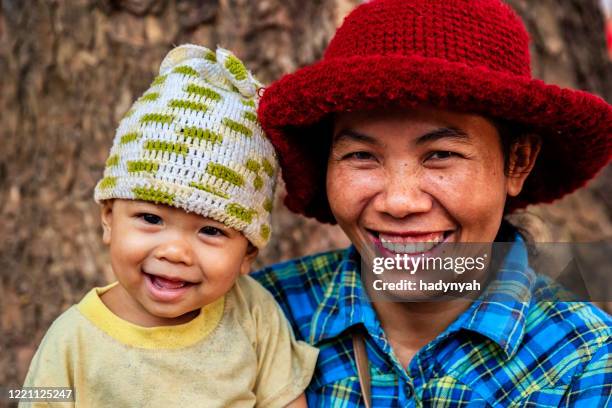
[142,269,197,302]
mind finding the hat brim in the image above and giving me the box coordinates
[258,55,612,224]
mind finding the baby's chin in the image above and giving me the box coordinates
[144,304,202,325]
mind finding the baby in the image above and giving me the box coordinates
[21,44,318,407]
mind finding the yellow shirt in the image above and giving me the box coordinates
[21,276,318,408]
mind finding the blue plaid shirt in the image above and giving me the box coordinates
[253,234,611,407]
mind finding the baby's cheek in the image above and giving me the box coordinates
[109,234,149,277]
[117,228,150,255]
[198,250,240,279]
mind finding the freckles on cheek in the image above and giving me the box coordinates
[426,170,469,198]
[426,165,505,213]
[327,167,378,220]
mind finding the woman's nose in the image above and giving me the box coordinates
[153,238,194,266]
[374,170,433,219]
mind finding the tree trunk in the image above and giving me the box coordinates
[506,0,612,243]
[1,0,610,391]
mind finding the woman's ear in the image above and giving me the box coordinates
[506,134,542,197]
[100,200,114,245]
[240,243,259,275]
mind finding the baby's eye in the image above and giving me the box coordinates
[139,213,162,225]
[199,226,224,237]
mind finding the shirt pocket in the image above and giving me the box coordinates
[511,387,566,408]
[310,373,398,408]
[422,375,570,408]
[421,378,490,407]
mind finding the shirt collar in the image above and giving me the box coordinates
[310,246,381,344]
[451,233,535,359]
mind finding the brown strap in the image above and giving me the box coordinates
[352,331,372,408]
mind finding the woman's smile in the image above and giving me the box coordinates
[366,229,455,255]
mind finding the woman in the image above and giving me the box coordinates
[253,0,612,406]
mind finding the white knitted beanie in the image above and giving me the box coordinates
[94,44,278,248]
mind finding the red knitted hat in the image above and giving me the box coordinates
[258,0,612,224]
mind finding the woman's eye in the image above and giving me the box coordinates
[343,151,376,161]
[199,226,224,237]
[428,151,459,160]
[139,213,162,225]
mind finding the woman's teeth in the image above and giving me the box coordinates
[379,234,445,254]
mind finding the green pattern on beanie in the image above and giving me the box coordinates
[99,177,117,189]
[151,74,167,86]
[139,92,160,102]
[223,118,252,137]
[260,225,270,241]
[262,158,275,177]
[206,162,244,187]
[224,55,248,81]
[253,175,263,191]
[133,187,175,206]
[180,126,222,144]
[120,132,141,145]
[205,51,216,63]
[241,99,255,108]
[106,154,119,167]
[169,99,208,113]
[140,113,174,125]
[246,159,261,173]
[173,66,199,77]
[185,84,222,101]
[243,111,257,123]
[127,160,159,173]
[226,203,256,223]
[263,198,273,213]
[189,182,230,199]
[144,140,189,156]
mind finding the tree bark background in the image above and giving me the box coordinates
[0,0,610,392]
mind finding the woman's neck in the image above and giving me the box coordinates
[371,299,473,369]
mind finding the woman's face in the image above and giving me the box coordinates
[327,107,538,257]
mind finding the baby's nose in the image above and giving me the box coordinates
[153,239,194,266]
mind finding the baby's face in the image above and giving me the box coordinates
[100,199,257,325]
